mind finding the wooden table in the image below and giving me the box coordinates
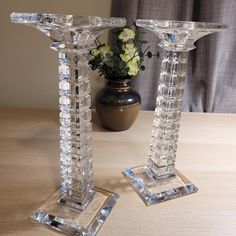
[0,108,236,236]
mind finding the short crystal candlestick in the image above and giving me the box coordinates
[123,20,227,206]
[11,12,125,235]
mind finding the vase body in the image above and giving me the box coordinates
[96,80,141,131]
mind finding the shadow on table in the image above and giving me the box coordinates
[95,175,133,194]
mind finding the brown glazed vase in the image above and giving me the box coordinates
[95,79,141,131]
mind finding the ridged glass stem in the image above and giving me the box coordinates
[147,50,188,180]
[58,47,94,210]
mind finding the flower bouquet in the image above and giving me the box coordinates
[89,27,150,80]
[89,27,150,131]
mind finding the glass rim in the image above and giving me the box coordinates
[10,12,126,28]
[136,19,228,31]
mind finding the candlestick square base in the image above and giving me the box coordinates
[123,165,198,206]
[31,187,118,235]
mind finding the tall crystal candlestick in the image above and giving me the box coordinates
[123,20,227,206]
[11,12,126,235]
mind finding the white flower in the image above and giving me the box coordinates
[124,43,135,50]
[127,59,139,76]
[119,28,135,42]
[99,45,111,57]
[120,43,140,63]
[126,48,140,62]
[120,53,130,62]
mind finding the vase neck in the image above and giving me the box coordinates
[106,80,131,90]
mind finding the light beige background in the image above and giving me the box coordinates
[0,0,112,108]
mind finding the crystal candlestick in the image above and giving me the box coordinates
[11,12,125,235]
[123,20,227,206]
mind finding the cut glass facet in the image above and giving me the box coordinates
[31,188,118,235]
[11,12,126,235]
[123,20,227,206]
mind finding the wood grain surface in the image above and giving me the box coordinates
[0,108,236,236]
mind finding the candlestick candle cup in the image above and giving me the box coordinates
[123,19,227,206]
[11,12,126,235]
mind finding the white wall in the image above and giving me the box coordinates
[0,0,111,108]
